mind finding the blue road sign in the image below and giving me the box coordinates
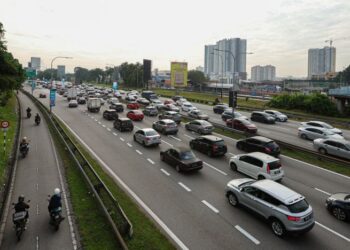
[31,81,36,91]
[50,89,56,107]
[113,81,118,90]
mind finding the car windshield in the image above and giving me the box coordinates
[180,151,195,160]
[274,111,283,115]
[234,112,242,117]
[266,141,278,149]
[214,140,225,146]
[322,123,333,129]
[287,199,309,213]
[145,130,158,136]
[239,119,251,125]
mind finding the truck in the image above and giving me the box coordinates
[87,98,101,112]
[67,87,77,101]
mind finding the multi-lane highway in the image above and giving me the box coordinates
[33,87,350,250]
[0,92,77,250]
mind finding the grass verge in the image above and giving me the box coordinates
[0,95,18,187]
[56,119,175,250]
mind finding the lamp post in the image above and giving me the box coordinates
[211,52,224,100]
[50,56,73,113]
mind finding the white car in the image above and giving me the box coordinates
[151,99,163,108]
[181,102,196,112]
[229,152,284,181]
[68,99,78,108]
[298,127,344,141]
[300,121,342,135]
[176,98,187,106]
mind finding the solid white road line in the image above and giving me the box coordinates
[161,140,173,147]
[169,135,182,141]
[127,143,132,147]
[56,117,189,250]
[235,225,260,245]
[316,221,350,242]
[314,188,331,196]
[136,150,143,155]
[204,162,228,176]
[178,182,191,192]
[147,158,155,164]
[184,134,195,139]
[113,132,118,136]
[160,169,170,176]
[201,200,219,214]
[120,137,125,142]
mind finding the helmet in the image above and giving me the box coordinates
[54,188,61,195]
[18,195,25,202]
[23,137,27,141]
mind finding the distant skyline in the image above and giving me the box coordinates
[1,0,350,77]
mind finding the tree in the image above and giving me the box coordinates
[335,65,350,84]
[119,62,143,88]
[188,70,207,86]
[74,67,89,84]
[37,69,57,81]
[88,68,105,83]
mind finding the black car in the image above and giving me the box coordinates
[172,95,183,102]
[213,104,229,114]
[160,147,203,172]
[109,103,124,112]
[158,111,181,124]
[236,136,280,157]
[190,135,227,157]
[113,118,133,132]
[77,97,86,104]
[251,111,275,124]
[221,110,247,121]
[143,106,158,116]
[326,193,350,222]
[137,98,150,106]
[103,109,118,121]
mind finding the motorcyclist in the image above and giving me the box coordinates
[14,195,29,220]
[35,113,41,124]
[20,137,29,150]
[26,107,31,114]
[48,188,65,221]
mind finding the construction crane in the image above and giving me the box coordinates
[325,37,349,47]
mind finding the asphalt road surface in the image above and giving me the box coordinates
[33,87,350,250]
[0,92,77,250]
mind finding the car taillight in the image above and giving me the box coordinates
[266,164,270,174]
[265,147,271,153]
[213,145,218,151]
[287,216,301,222]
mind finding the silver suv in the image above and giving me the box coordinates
[225,178,314,237]
[152,119,178,135]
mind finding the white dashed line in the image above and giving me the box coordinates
[120,137,125,142]
[107,128,111,131]
[314,188,331,196]
[184,134,195,139]
[36,183,38,191]
[169,135,182,141]
[102,124,106,128]
[36,204,39,215]
[201,200,219,213]
[136,150,143,155]
[90,116,94,119]
[113,132,118,136]
[316,221,350,242]
[95,119,98,122]
[203,162,228,176]
[235,225,260,245]
[127,143,132,147]
[147,158,155,164]
[98,122,102,125]
[160,169,170,176]
[36,236,39,250]
[135,126,141,130]
[178,182,191,192]
[161,140,173,147]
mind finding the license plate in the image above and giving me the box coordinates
[304,214,312,221]
[275,170,280,174]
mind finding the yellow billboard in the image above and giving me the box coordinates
[170,62,188,87]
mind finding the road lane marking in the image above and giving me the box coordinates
[161,140,173,147]
[127,143,132,147]
[135,126,141,130]
[201,200,219,214]
[98,121,101,125]
[107,128,111,131]
[316,221,350,242]
[184,134,195,139]
[160,169,170,176]
[169,135,181,141]
[204,162,228,176]
[36,183,38,191]
[314,188,331,196]
[36,236,39,250]
[120,137,125,142]
[147,158,155,164]
[113,132,118,136]
[178,182,191,192]
[95,119,98,122]
[36,204,39,215]
[136,150,143,155]
[91,116,94,119]
[102,124,106,128]
[57,116,189,250]
[235,225,260,245]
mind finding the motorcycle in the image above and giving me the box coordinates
[48,196,63,231]
[20,144,29,158]
[35,117,41,125]
[26,111,31,119]
[12,201,30,241]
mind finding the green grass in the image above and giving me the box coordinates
[57,120,175,250]
[0,94,18,187]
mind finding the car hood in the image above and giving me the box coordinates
[327,134,344,140]
[227,178,254,188]
[330,128,342,134]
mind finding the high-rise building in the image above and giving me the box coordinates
[308,47,336,79]
[204,38,247,80]
[57,65,66,79]
[251,65,276,81]
[30,57,41,70]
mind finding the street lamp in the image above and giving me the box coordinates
[211,52,224,100]
[50,56,73,113]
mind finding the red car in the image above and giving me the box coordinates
[127,101,140,110]
[127,110,144,121]
[226,118,257,134]
[163,99,175,105]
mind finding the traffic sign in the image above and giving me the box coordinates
[50,89,56,107]
[1,120,9,129]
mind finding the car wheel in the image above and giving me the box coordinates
[133,135,136,142]
[208,150,212,157]
[190,142,195,149]
[160,153,165,161]
[227,193,239,207]
[319,148,327,155]
[236,143,244,150]
[271,218,286,237]
[142,141,146,146]
[258,175,265,180]
[175,165,181,172]
[230,162,237,171]
[332,207,347,221]
[301,134,308,140]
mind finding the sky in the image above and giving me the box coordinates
[1,0,350,77]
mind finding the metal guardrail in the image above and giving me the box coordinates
[181,114,350,167]
[22,90,133,249]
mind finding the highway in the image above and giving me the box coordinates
[33,87,350,250]
[0,92,77,250]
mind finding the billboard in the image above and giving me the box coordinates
[170,62,188,87]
